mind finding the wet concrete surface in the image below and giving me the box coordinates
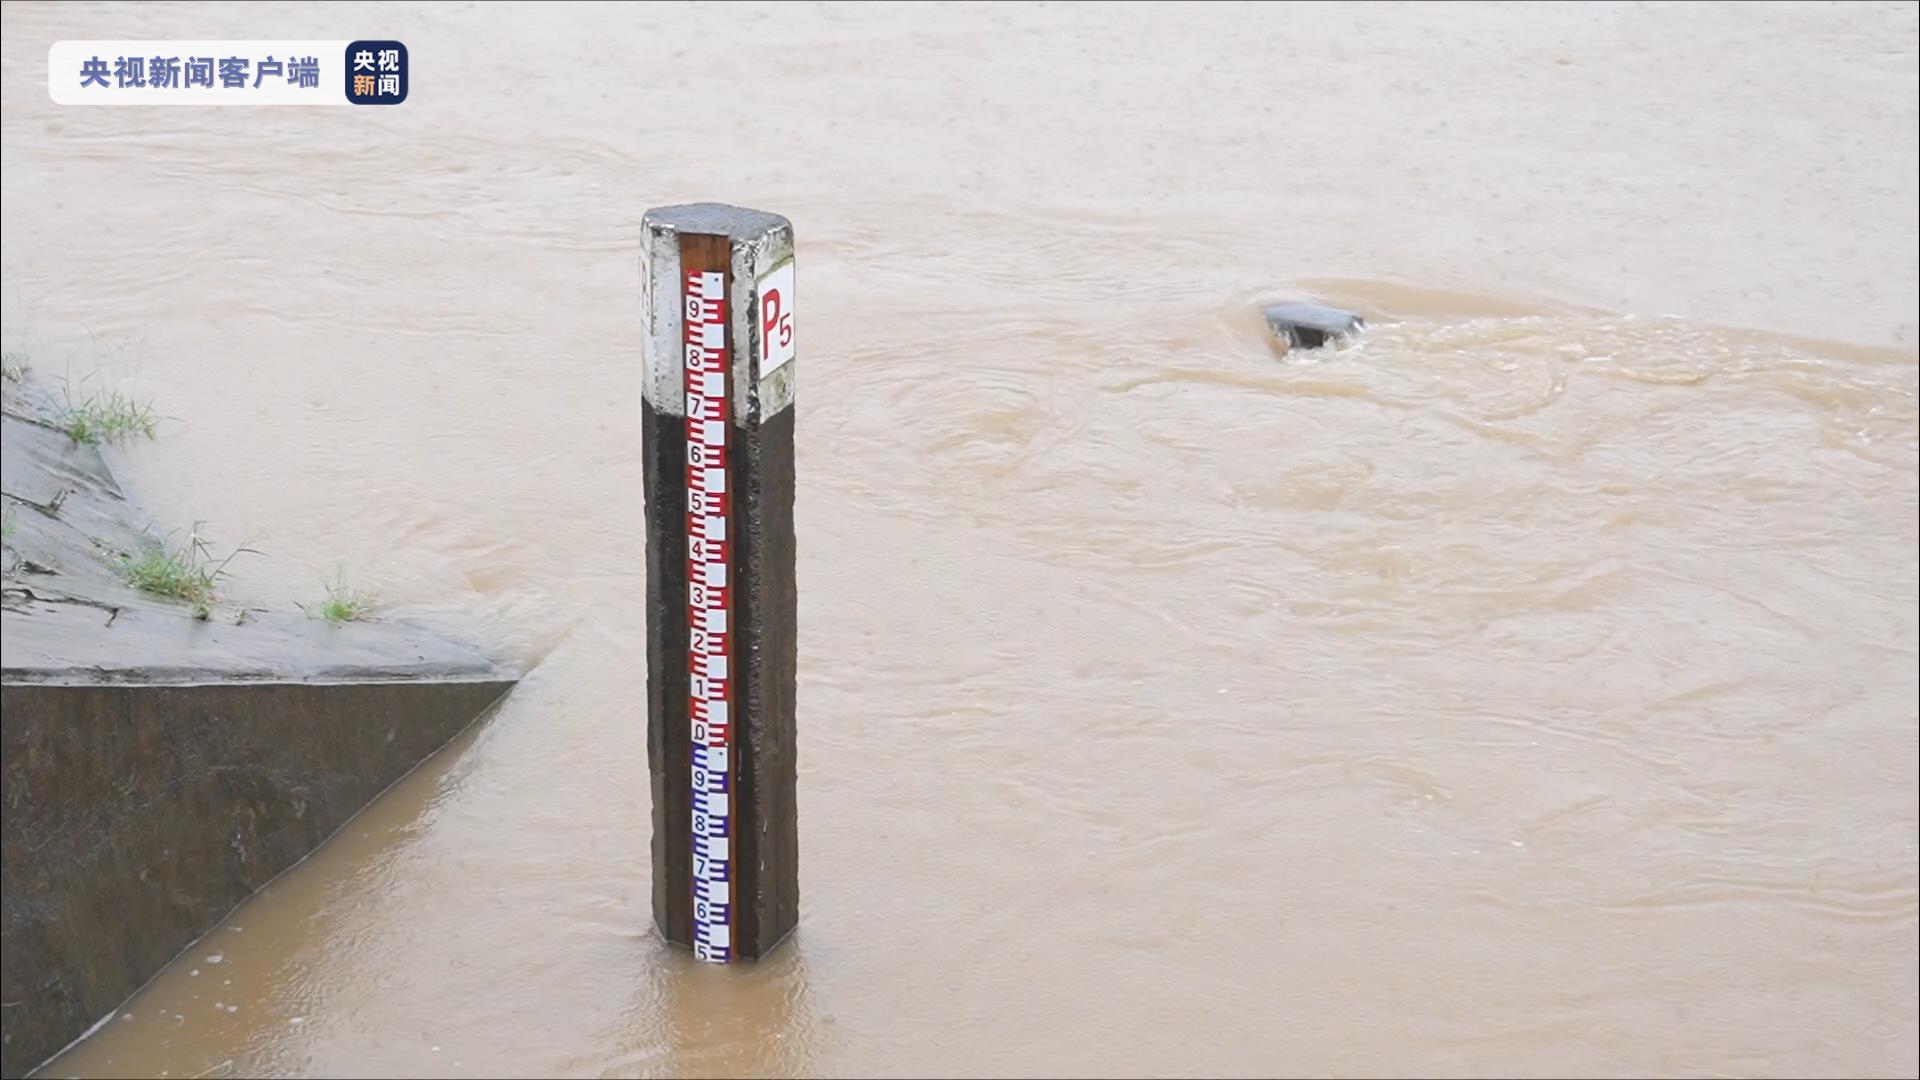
[1,375,516,1077]
[2,378,510,683]
[0,680,513,1078]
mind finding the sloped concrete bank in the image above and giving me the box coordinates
[1,376,516,1078]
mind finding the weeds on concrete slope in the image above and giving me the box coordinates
[55,374,157,446]
[1,351,27,382]
[305,568,377,623]
[118,524,256,620]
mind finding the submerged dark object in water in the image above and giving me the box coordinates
[1262,301,1364,349]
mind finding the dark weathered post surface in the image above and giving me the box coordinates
[641,203,798,963]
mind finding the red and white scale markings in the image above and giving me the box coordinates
[683,269,733,964]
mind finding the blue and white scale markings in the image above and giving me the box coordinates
[684,268,734,964]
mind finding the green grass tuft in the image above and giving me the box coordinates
[309,569,377,623]
[118,525,255,620]
[1,351,28,383]
[121,547,217,614]
[58,386,157,446]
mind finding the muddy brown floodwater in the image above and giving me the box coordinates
[4,2,1918,1077]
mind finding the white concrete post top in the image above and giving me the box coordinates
[641,203,796,425]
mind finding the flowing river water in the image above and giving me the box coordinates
[3,2,1917,1077]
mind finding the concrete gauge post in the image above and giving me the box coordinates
[640,204,798,963]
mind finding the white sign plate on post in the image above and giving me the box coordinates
[757,261,796,379]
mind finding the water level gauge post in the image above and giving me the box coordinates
[640,203,799,963]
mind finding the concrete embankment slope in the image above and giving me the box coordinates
[0,376,516,1078]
